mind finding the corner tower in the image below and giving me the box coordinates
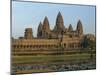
[42,16,50,32]
[37,22,42,38]
[76,20,83,36]
[41,16,51,38]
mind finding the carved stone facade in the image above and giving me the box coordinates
[37,12,83,39]
[12,12,95,55]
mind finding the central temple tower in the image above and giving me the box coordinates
[53,12,65,34]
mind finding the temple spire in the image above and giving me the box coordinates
[54,12,64,33]
[37,22,42,37]
[76,20,83,35]
[42,16,50,31]
[68,24,73,32]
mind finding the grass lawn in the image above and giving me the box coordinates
[12,53,95,64]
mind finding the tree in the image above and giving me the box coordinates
[81,36,96,49]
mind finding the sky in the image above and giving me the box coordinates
[12,1,96,38]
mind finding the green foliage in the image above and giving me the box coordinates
[88,40,96,49]
[82,37,96,49]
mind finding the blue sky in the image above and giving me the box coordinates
[12,1,96,38]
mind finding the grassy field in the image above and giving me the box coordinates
[12,50,96,74]
[12,53,95,64]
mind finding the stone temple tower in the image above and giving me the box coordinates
[37,22,42,38]
[41,16,50,38]
[42,16,50,32]
[68,24,73,32]
[76,20,83,36]
[24,28,33,39]
[54,12,65,34]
